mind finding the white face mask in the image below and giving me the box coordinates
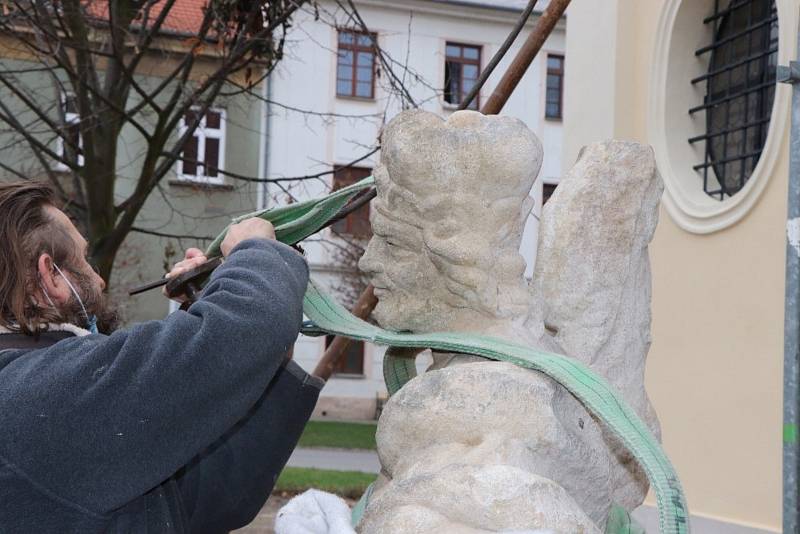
[41,263,98,334]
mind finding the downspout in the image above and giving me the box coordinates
[778,38,800,534]
[257,73,273,210]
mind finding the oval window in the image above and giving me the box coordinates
[690,0,778,200]
[649,0,791,233]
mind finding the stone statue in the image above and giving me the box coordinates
[356,109,664,533]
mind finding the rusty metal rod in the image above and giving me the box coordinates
[313,285,378,381]
[458,0,539,111]
[481,0,571,115]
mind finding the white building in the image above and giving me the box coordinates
[263,0,566,419]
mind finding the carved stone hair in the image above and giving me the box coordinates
[374,110,542,319]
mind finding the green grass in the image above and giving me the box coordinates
[275,467,377,499]
[297,420,377,450]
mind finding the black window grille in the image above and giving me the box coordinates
[689,0,778,200]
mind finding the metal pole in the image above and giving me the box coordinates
[481,0,571,115]
[458,0,539,111]
[313,286,378,381]
[779,51,800,532]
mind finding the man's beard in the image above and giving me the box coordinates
[62,269,119,334]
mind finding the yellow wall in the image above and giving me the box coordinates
[564,1,791,529]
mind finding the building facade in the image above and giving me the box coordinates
[0,1,266,324]
[264,0,566,420]
[0,0,564,419]
[562,0,798,532]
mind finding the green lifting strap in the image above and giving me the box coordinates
[204,176,376,257]
[206,176,689,534]
[301,281,689,534]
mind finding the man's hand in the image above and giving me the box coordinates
[161,220,275,302]
[221,219,276,257]
[163,248,208,302]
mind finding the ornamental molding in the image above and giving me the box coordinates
[648,0,796,234]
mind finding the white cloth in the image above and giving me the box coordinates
[275,489,356,534]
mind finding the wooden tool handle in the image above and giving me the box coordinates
[164,257,223,300]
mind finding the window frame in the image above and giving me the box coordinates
[542,182,559,206]
[336,29,378,100]
[443,41,482,110]
[177,107,227,186]
[54,92,83,171]
[331,165,373,238]
[325,334,366,377]
[647,0,789,234]
[545,53,565,120]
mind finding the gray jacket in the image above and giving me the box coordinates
[0,239,322,533]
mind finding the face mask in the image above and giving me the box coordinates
[49,263,98,334]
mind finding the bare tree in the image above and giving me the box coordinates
[0,0,309,279]
[0,0,435,303]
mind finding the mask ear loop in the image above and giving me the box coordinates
[52,263,90,325]
[39,279,57,309]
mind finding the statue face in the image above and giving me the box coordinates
[359,202,451,332]
[358,109,542,333]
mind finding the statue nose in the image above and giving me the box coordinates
[359,241,383,274]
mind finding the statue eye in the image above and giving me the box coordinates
[385,239,409,254]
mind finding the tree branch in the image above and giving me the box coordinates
[131,226,214,240]
[165,146,380,184]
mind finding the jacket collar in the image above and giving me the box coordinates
[0,323,90,337]
[0,323,90,352]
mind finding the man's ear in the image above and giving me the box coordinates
[37,253,70,306]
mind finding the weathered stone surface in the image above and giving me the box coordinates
[368,362,613,527]
[359,109,542,343]
[529,140,664,509]
[360,463,599,534]
[358,110,663,532]
[531,140,662,423]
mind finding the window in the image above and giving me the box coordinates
[542,183,558,205]
[178,108,226,185]
[444,42,481,109]
[55,93,82,171]
[690,0,778,200]
[545,54,564,120]
[331,165,372,237]
[336,30,376,99]
[325,335,364,376]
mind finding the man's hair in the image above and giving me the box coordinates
[0,182,76,334]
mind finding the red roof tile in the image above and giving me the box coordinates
[88,0,208,36]
[153,0,207,35]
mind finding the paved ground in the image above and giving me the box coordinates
[286,447,381,473]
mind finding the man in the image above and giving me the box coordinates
[0,181,323,533]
